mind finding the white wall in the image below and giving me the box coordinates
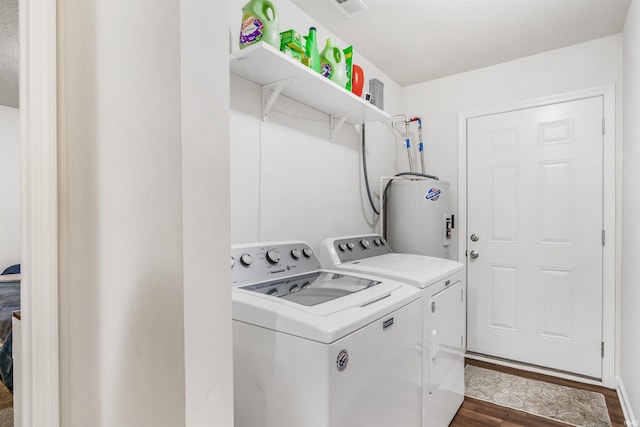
[58,2,185,425]
[0,105,19,270]
[57,1,233,426]
[622,1,640,422]
[180,0,233,427]
[180,0,234,425]
[229,0,405,250]
[402,34,624,260]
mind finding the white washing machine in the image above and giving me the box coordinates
[231,241,424,427]
[319,234,466,427]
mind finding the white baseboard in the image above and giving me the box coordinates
[617,377,639,426]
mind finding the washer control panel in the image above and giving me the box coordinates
[231,242,323,286]
[333,234,393,263]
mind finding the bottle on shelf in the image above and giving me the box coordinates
[320,38,348,88]
[352,64,365,96]
[303,27,321,73]
[239,0,279,49]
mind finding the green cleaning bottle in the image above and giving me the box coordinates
[303,27,321,73]
[320,38,348,88]
[239,0,279,50]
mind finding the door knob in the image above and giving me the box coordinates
[470,250,479,259]
[470,234,479,242]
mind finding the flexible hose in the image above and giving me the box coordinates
[362,123,380,215]
[362,119,439,217]
[382,173,440,209]
[393,172,439,180]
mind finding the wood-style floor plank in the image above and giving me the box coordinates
[449,359,625,427]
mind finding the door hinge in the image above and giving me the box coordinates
[601,341,605,358]
[602,117,605,135]
[602,230,605,246]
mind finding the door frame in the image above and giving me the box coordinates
[20,0,59,425]
[457,85,617,388]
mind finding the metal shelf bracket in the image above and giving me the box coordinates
[330,112,357,142]
[262,78,296,121]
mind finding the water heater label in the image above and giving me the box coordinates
[425,188,442,201]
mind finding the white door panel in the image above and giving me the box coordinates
[467,96,603,378]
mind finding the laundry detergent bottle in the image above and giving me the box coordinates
[239,0,279,49]
[320,38,348,88]
[303,27,321,73]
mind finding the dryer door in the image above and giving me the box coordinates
[426,280,465,425]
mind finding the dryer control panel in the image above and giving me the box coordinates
[231,241,323,286]
[331,234,393,263]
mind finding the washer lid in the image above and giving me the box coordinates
[239,271,381,306]
[339,253,464,288]
[232,271,421,343]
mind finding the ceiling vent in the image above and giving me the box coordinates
[331,0,369,18]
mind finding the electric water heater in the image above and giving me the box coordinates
[385,178,453,259]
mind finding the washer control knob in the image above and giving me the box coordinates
[338,243,347,252]
[266,249,281,264]
[240,253,252,266]
[302,247,313,258]
[360,239,370,249]
[289,285,300,293]
[347,242,355,250]
[373,239,381,246]
[267,288,278,296]
[290,248,301,260]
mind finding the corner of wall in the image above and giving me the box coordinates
[618,377,640,427]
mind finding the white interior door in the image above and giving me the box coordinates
[466,96,604,379]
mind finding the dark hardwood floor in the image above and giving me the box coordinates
[450,359,626,427]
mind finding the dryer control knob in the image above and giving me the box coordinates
[266,249,281,264]
[338,243,347,252]
[240,254,252,266]
[302,247,313,258]
[360,239,370,249]
[347,242,355,250]
[290,249,301,260]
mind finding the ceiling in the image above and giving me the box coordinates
[0,0,18,108]
[290,0,631,87]
[0,0,631,106]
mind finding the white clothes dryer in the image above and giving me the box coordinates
[319,234,466,427]
[231,241,423,427]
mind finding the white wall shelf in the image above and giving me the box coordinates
[230,42,390,133]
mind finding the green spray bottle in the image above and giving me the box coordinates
[303,27,321,73]
[239,0,279,49]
